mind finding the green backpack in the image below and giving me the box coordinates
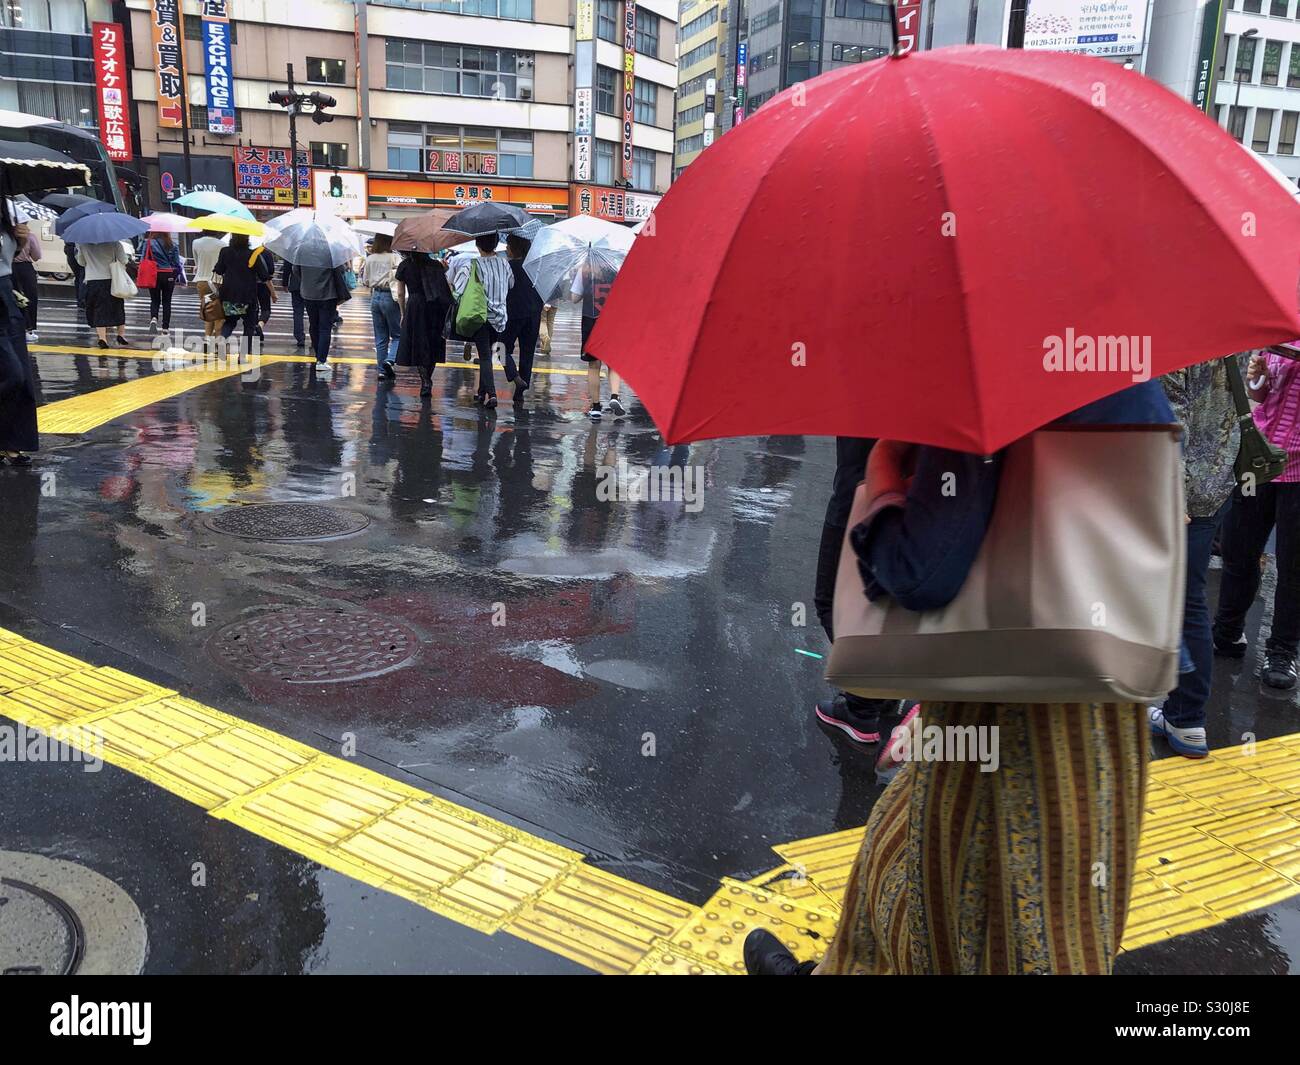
[455,259,488,337]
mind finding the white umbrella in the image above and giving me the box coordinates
[263,207,363,268]
[353,218,398,237]
[522,215,635,305]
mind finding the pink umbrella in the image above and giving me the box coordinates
[141,211,200,232]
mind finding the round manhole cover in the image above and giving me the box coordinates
[210,607,421,683]
[204,503,370,543]
[0,852,146,975]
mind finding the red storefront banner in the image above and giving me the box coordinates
[622,0,636,181]
[894,0,921,55]
[92,21,132,162]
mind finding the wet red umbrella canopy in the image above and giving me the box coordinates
[587,46,1300,453]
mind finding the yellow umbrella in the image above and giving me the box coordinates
[192,213,265,237]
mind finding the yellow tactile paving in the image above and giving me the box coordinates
[2,622,1300,971]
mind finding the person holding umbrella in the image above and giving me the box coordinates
[448,233,513,408]
[500,233,543,404]
[0,199,39,464]
[213,233,271,348]
[75,237,132,348]
[393,249,450,397]
[11,217,40,343]
[143,231,184,332]
[363,233,401,379]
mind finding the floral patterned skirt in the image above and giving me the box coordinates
[819,701,1148,975]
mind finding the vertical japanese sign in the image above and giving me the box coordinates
[734,41,747,126]
[149,0,186,129]
[893,0,921,55]
[574,0,594,181]
[622,0,637,181]
[201,0,235,134]
[1193,0,1226,113]
[92,22,132,162]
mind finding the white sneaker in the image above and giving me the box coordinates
[315,361,333,375]
[25,331,38,343]
[1147,705,1208,759]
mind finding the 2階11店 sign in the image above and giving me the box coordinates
[92,21,132,162]
[201,0,235,135]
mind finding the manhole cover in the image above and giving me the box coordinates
[210,607,421,683]
[204,503,370,542]
[0,852,146,975]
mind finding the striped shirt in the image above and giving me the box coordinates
[449,252,512,332]
[1253,352,1300,482]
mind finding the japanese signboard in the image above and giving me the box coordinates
[234,146,312,208]
[570,183,660,224]
[735,41,747,125]
[423,149,499,176]
[149,0,186,129]
[893,0,921,56]
[574,0,595,182]
[369,179,568,214]
[1023,0,1150,59]
[622,0,636,181]
[312,170,369,219]
[576,0,594,41]
[92,22,132,162]
[201,0,234,135]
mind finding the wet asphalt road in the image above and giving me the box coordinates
[1,286,1298,973]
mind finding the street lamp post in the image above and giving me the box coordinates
[1234,27,1260,144]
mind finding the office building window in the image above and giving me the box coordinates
[680,6,718,38]
[1229,105,1248,141]
[634,78,656,124]
[1242,0,1261,11]
[386,124,532,176]
[833,0,889,18]
[1220,34,1230,78]
[678,102,705,125]
[596,65,619,115]
[184,16,238,42]
[498,130,533,177]
[595,138,616,185]
[831,43,886,63]
[387,126,423,171]
[372,0,532,15]
[1273,0,1288,14]
[310,142,348,168]
[1254,108,1276,152]
[632,146,655,190]
[789,41,821,63]
[636,11,661,57]
[306,58,346,85]
[752,5,780,31]
[681,39,718,67]
[597,0,619,42]
[1263,40,1283,84]
[677,133,704,154]
[1279,111,1299,154]
[1289,44,1300,86]
[1236,35,1258,78]
[680,72,710,96]
[384,39,534,100]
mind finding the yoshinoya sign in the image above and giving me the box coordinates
[92,22,131,162]
[1023,0,1150,59]
[201,0,234,135]
[148,0,186,129]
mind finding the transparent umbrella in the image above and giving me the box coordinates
[522,214,635,307]
[263,207,363,268]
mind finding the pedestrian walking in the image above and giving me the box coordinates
[192,232,224,342]
[76,239,130,348]
[280,256,305,349]
[143,231,183,331]
[298,261,351,372]
[11,220,39,342]
[213,234,271,348]
[500,233,543,405]
[449,233,512,409]
[363,234,401,379]
[746,380,1176,976]
[0,203,38,465]
[256,252,275,339]
[63,239,85,311]
[1213,349,1300,691]
[394,250,450,398]
[572,263,624,419]
[1149,357,1240,757]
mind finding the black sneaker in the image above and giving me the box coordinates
[1263,653,1298,690]
[814,692,893,744]
[1213,630,1248,658]
[589,403,603,420]
[743,929,816,975]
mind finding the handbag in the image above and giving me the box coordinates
[136,240,158,289]
[1224,353,1288,489]
[825,425,1186,705]
[110,259,138,300]
[454,260,488,337]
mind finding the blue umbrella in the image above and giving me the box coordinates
[53,199,115,236]
[172,190,254,221]
[61,210,148,245]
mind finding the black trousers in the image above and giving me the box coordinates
[1214,483,1300,658]
[148,271,176,328]
[305,298,338,363]
[499,313,540,388]
[289,290,305,344]
[469,325,499,396]
[11,260,38,332]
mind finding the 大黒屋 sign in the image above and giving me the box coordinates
[148,0,186,129]
[201,0,234,135]
[234,146,312,207]
[92,21,131,162]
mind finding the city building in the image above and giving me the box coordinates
[673,0,725,174]
[1,0,679,221]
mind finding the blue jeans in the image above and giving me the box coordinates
[1163,513,1223,728]
[371,288,400,367]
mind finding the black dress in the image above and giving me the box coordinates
[0,273,38,452]
[394,256,449,371]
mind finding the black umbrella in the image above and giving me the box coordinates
[54,199,117,237]
[441,202,530,236]
[0,140,91,196]
[40,192,101,213]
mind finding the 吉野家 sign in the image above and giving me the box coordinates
[1022,0,1150,59]
[92,21,132,162]
[234,146,313,207]
[202,0,235,135]
[148,0,186,129]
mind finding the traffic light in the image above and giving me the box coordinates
[308,91,336,125]
[267,89,297,109]
[329,174,343,198]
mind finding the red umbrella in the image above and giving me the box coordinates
[587,46,1300,453]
